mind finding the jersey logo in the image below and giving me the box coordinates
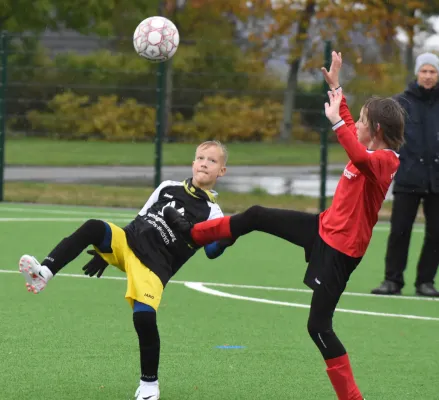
[343,168,357,180]
[164,193,173,199]
[158,201,185,217]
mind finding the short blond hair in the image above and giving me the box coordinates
[196,140,228,165]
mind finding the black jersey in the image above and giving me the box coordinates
[123,178,223,285]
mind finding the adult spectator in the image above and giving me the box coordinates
[372,52,439,297]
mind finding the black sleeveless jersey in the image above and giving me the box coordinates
[123,179,223,286]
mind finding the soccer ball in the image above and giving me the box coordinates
[133,16,180,63]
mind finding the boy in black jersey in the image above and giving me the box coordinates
[18,140,230,400]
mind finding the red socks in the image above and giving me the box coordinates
[325,354,363,400]
[191,216,233,246]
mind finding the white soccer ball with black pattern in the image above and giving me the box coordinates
[133,16,180,62]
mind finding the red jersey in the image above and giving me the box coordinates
[319,96,400,258]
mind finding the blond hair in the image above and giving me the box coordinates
[196,140,228,165]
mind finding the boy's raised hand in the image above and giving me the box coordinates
[321,51,342,90]
[324,89,343,125]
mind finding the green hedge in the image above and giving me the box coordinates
[25,92,158,140]
[21,92,321,142]
[7,39,326,139]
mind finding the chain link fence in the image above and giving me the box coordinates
[0,33,351,144]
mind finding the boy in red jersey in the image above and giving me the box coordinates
[163,52,404,400]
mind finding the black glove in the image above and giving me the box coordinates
[82,250,109,278]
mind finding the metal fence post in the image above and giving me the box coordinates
[319,40,331,212]
[154,60,168,188]
[0,32,8,202]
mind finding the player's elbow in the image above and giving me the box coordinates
[351,155,369,168]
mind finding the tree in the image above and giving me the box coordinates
[0,0,117,34]
[200,0,338,141]
[212,0,439,141]
[354,1,439,81]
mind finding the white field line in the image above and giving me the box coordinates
[0,206,135,218]
[0,270,436,302]
[2,269,439,321]
[0,215,426,234]
[179,281,439,302]
[184,282,439,322]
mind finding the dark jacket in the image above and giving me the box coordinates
[393,81,439,194]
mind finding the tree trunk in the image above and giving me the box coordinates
[405,11,416,84]
[279,0,316,143]
[161,0,187,140]
[164,56,173,140]
[382,4,396,62]
[279,59,300,142]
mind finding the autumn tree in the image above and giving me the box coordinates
[0,0,119,34]
[211,0,439,141]
[355,0,439,79]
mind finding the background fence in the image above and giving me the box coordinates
[0,29,412,206]
[0,33,410,144]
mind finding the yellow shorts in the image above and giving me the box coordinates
[93,222,164,310]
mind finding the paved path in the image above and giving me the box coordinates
[9,164,394,198]
[5,164,346,183]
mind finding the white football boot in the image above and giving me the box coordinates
[134,381,160,400]
[19,255,53,294]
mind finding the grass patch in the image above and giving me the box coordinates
[5,138,348,166]
[0,203,436,400]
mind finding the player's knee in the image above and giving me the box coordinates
[133,304,159,342]
[81,218,106,232]
[307,316,332,338]
[244,205,266,220]
[307,325,336,349]
[74,219,107,245]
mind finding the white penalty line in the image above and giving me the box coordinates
[1,269,438,322]
[0,206,135,218]
[184,282,439,322]
[0,215,425,233]
[0,216,426,234]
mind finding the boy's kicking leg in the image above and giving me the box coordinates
[165,205,317,249]
[165,206,364,399]
[19,219,108,293]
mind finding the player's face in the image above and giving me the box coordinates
[192,145,226,190]
[417,65,438,90]
[355,107,373,147]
